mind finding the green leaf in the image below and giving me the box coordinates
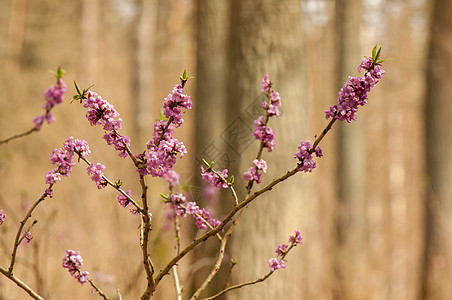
[56,67,65,79]
[160,193,170,201]
[228,175,235,185]
[202,158,212,168]
[372,44,378,61]
[74,81,82,96]
[180,69,188,81]
[115,179,122,188]
[375,47,382,61]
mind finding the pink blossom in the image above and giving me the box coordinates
[268,258,286,272]
[252,116,276,152]
[163,84,192,128]
[78,271,90,285]
[326,57,385,123]
[295,141,322,173]
[275,244,288,257]
[33,79,67,130]
[167,197,220,230]
[45,188,54,198]
[243,159,267,184]
[166,193,187,217]
[80,90,131,158]
[289,230,303,245]
[23,232,33,244]
[86,163,107,189]
[45,137,90,185]
[261,74,271,93]
[117,190,133,209]
[0,209,6,225]
[201,166,229,190]
[62,250,89,285]
[45,169,62,184]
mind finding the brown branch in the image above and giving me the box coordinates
[88,278,110,300]
[139,173,154,300]
[0,127,37,145]
[78,155,143,212]
[202,240,298,300]
[8,186,53,275]
[190,209,246,300]
[0,265,44,300]
[171,209,182,300]
[202,271,272,300]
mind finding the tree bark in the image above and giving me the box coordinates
[423,0,452,298]
[225,1,305,298]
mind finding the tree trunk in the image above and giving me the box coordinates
[423,0,452,298]
[225,1,305,298]
[131,0,156,146]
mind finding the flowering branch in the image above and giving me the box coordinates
[201,231,302,300]
[0,46,387,299]
[0,67,66,145]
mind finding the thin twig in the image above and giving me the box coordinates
[77,155,143,212]
[0,127,37,145]
[0,265,44,300]
[139,172,155,300]
[190,209,246,300]
[202,241,298,300]
[172,208,183,300]
[8,186,53,275]
[88,278,110,300]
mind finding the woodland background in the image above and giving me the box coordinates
[0,0,451,299]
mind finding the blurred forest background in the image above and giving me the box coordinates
[0,0,451,299]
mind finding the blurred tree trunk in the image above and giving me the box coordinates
[131,0,156,146]
[80,0,99,82]
[5,0,26,75]
[192,0,229,294]
[334,0,365,298]
[224,1,306,298]
[423,0,452,298]
[195,0,228,155]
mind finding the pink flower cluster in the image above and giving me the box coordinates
[294,141,322,173]
[166,193,221,230]
[45,137,90,184]
[163,84,192,128]
[252,74,281,152]
[252,116,276,152]
[33,79,67,130]
[138,121,187,177]
[137,83,191,178]
[262,91,281,117]
[86,163,107,189]
[268,230,303,272]
[62,250,89,285]
[23,232,33,245]
[243,159,267,184]
[117,190,137,214]
[117,190,132,208]
[0,209,5,225]
[81,90,131,158]
[268,257,286,272]
[325,57,385,123]
[261,74,271,93]
[201,166,229,190]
